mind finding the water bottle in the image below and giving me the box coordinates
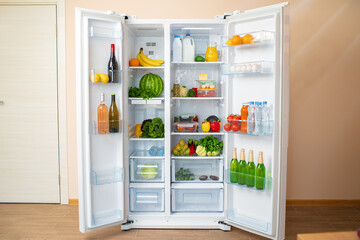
[261,101,270,135]
[172,35,182,63]
[158,146,164,156]
[247,101,255,134]
[253,102,262,135]
[148,146,158,156]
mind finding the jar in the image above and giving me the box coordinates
[205,42,219,62]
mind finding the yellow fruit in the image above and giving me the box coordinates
[231,35,242,45]
[242,34,254,44]
[179,139,186,147]
[90,73,100,83]
[176,143,182,151]
[226,39,233,46]
[99,73,109,83]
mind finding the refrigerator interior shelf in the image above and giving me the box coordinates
[129,150,165,159]
[225,170,272,192]
[129,136,165,141]
[172,97,224,101]
[222,30,274,48]
[92,209,123,227]
[89,120,122,135]
[129,66,164,70]
[171,154,224,160]
[226,209,271,234]
[90,167,123,185]
[222,61,274,75]
[89,69,122,84]
[171,131,224,136]
[128,97,164,105]
[172,62,224,65]
[88,26,122,39]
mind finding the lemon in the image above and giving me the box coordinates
[90,73,100,83]
[99,73,109,83]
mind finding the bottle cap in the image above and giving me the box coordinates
[250,101,254,105]
[248,150,254,162]
[263,101,267,105]
[175,35,180,38]
[100,93,105,102]
[186,33,190,36]
[255,102,261,106]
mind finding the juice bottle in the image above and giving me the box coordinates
[237,148,247,185]
[230,147,238,183]
[205,42,219,62]
[240,103,249,133]
[97,93,109,134]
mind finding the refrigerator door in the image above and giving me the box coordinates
[76,8,126,233]
[223,3,289,240]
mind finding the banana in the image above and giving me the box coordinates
[137,48,164,67]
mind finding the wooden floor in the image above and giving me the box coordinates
[0,204,359,240]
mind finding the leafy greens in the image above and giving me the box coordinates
[140,118,164,138]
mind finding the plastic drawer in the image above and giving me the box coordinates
[130,158,164,183]
[172,187,223,212]
[130,187,165,212]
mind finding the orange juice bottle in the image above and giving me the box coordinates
[240,104,249,133]
[205,42,218,62]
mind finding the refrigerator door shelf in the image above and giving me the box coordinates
[90,167,123,185]
[130,187,165,212]
[172,188,224,212]
[221,30,274,48]
[89,120,122,135]
[172,159,223,183]
[89,69,122,84]
[226,209,271,234]
[222,119,273,136]
[89,25,122,39]
[225,170,272,192]
[92,209,124,227]
[222,61,274,75]
[130,158,165,183]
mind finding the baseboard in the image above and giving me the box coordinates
[68,199,79,206]
[286,199,360,206]
[68,198,360,206]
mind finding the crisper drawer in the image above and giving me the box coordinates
[172,159,223,183]
[130,158,164,183]
[129,187,164,212]
[172,186,223,212]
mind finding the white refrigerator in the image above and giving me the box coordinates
[76,2,289,240]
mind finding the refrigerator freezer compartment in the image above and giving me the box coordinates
[89,69,122,84]
[173,122,198,132]
[223,119,273,136]
[222,61,274,75]
[130,187,165,212]
[90,167,123,185]
[226,209,271,233]
[89,26,122,39]
[130,158,164,183]
[128,97,164,105]
[197,88,217,97]
[90,120,122,135]
[172,187,223,212]
[225,170,272,191]
[92,209,123,227]
[172,159,223,183]
[222,30,274,48]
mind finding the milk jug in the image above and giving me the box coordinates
[182,33,195,62]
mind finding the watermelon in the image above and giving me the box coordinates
[139,73,164,97]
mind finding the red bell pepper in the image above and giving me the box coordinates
[191,88,198,97]
[210,121,221,132]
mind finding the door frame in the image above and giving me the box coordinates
[0,0,68,204]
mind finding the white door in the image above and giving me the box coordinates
[223,3,289,240]
[76,8,126,233]
[0,5,59,203]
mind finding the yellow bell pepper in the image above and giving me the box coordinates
[135,124,143,138]
[202,120,210,132]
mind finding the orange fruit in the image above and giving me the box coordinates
[226,39,233,46]
[242,34,255,44]
[231,35,242,45]
[129,58,140,66]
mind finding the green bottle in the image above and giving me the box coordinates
[246,150,255,187]
[237,148,247,185]
[230,147,238,183]
[256,151,266,190]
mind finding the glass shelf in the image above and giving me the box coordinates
[221,30,274,49]
[225,169,272,192]
[172,62,223,66]
[90,167,123,185]
[128,97,164,105]
[129,135,165,141]
[88,26,122,39]
[129,66,164,70]
[89,120,122,135]
[129,150,165,159]
[171,154,224,160]
[172,97,224,101]
[92,209,123,227]
[222,61,274,75]
[89,69,122,84]
[171,131,224,136]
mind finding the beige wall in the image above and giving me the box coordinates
[66,0,360,199]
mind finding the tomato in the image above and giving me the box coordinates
[231,123,240,132]
[224,124,231,132]
[227,115,235,124]
[234,115,241,124]
[177,126,185,131]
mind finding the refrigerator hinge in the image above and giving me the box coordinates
[218,221,231,231]
[121,220,134,231]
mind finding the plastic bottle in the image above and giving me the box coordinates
[148,146,158,156]
[261,101,270,135]
[247,101,255,134]
[253,102,262,135]
[240,103,249,133]
[182,33,195,62]
[172,35,182,63]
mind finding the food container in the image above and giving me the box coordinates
[174,122,198,132]
[197,88,217,97]
[195,80,216,89]
[177,114,194,122]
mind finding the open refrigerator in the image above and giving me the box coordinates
[75,2,289,240]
